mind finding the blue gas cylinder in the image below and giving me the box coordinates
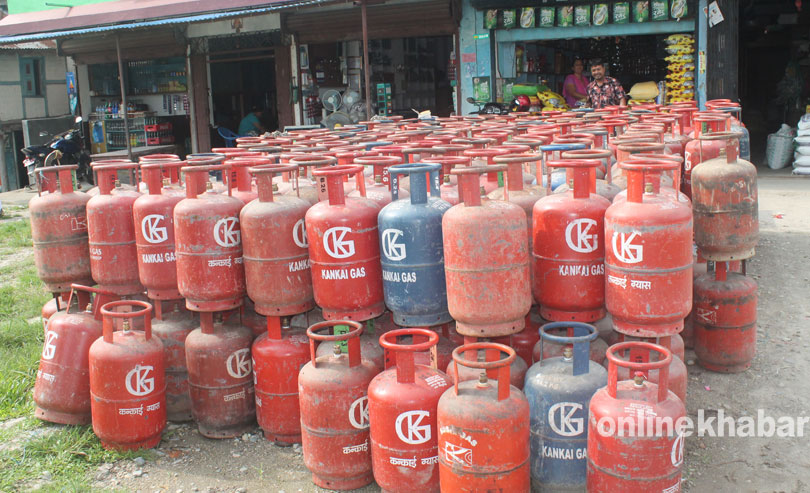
[378,163,452,326]
[524,322,608,491]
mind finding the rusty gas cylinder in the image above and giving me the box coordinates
[605,161,692,337]
[241,164,314,316]
[369,329,451,492]
[89,300,166,450]
[87,163,144,295]
[691,133,758,261]
[152,300,195,422]
[175,164,246,312]
[694,260,757,372]
[437,342,531,491]
[34,284,117,425]
[587,342,686,493]
[533,159,610,323]
[29,165,93,293]
[443,165,531,337]
[253,316,310,443]
[299,321,380,490]
[185,312,255,438]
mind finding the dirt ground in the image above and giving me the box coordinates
[4,169,810,492]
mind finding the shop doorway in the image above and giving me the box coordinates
[208,34,277,142]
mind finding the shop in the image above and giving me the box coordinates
[283,0,460,126]
[458,0,703,114]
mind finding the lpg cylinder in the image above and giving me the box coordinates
[307,165,385,321]
[524,323,607,491]
[225,158,266,205]
[691,133,758,261]
[29,165,93,293]
[422,155,470,205]
[694,261,757,372]
[241,164,314,316]
[462,148,510,194]
[587,342,686,493]
[86,163,143,295]
[175,164,246,312]
[152,300,195,422]
[379,163,452,326]
[437,343,530,491]
[133,162,185,300]
[185,312,255,437]
[683,114,727,197]
[299,321,380,490]
[253,316,310,443]
[287,154,337,205]
[533,159,610,322]
[34,284,117,425]
[605,161,692,337]
[443,165,531,337]
[88,300,166,450]
[369,329,451,492]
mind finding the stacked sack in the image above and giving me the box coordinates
[794,114,810,174]
[664,34,695,103]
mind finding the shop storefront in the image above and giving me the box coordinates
[458,0,705,114]
[283,0,461,125]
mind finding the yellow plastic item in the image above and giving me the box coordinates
[628,81,659,100]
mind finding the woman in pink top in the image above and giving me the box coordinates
[563,57,589,107]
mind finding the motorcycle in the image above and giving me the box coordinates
[22,116,92,188]
[466,96,530,115]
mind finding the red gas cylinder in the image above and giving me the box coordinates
[691,133,758,261]
[253,316,310,443]
[86,163,143,295]
[185,312,255,437]
[682,114,727,197]
[175,164,246,312]
[502,316,540,367]
[438,343,530,491]
[533,159,610,323]
[422,155,470,205]
[89,300,166,450]
[307,165,384,321]
[694,261,757,372]
[612,142,665,188]
[559,149,622,201]
[34,284,117,424]
[133,162,185,300]
[443,165,531,337]
[587,342,686,493]
[369,329,450,492]
[351,155,406,206]
[605,162,692,337]
[30,165,93,293]
[241,164,314,316]
[152,299,195,422]
[299,321,380,490]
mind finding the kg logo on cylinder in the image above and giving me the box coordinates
[548,402,584,437]
[226,348,252,379]
[214,217,241,248]
[323,226,355,259]
[125,364,155,396]
[381,228,406,261]
[141,214,168,244]
[395,410,431,444]
[565,218,598,253]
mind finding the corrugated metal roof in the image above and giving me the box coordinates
[0,0,328,45]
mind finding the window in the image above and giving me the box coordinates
[20,57,43,97]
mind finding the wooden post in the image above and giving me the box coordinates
[115,36,132,161]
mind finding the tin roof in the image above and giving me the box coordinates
[0,0,328,43]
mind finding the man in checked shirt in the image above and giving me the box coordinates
[587,59,627,109]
